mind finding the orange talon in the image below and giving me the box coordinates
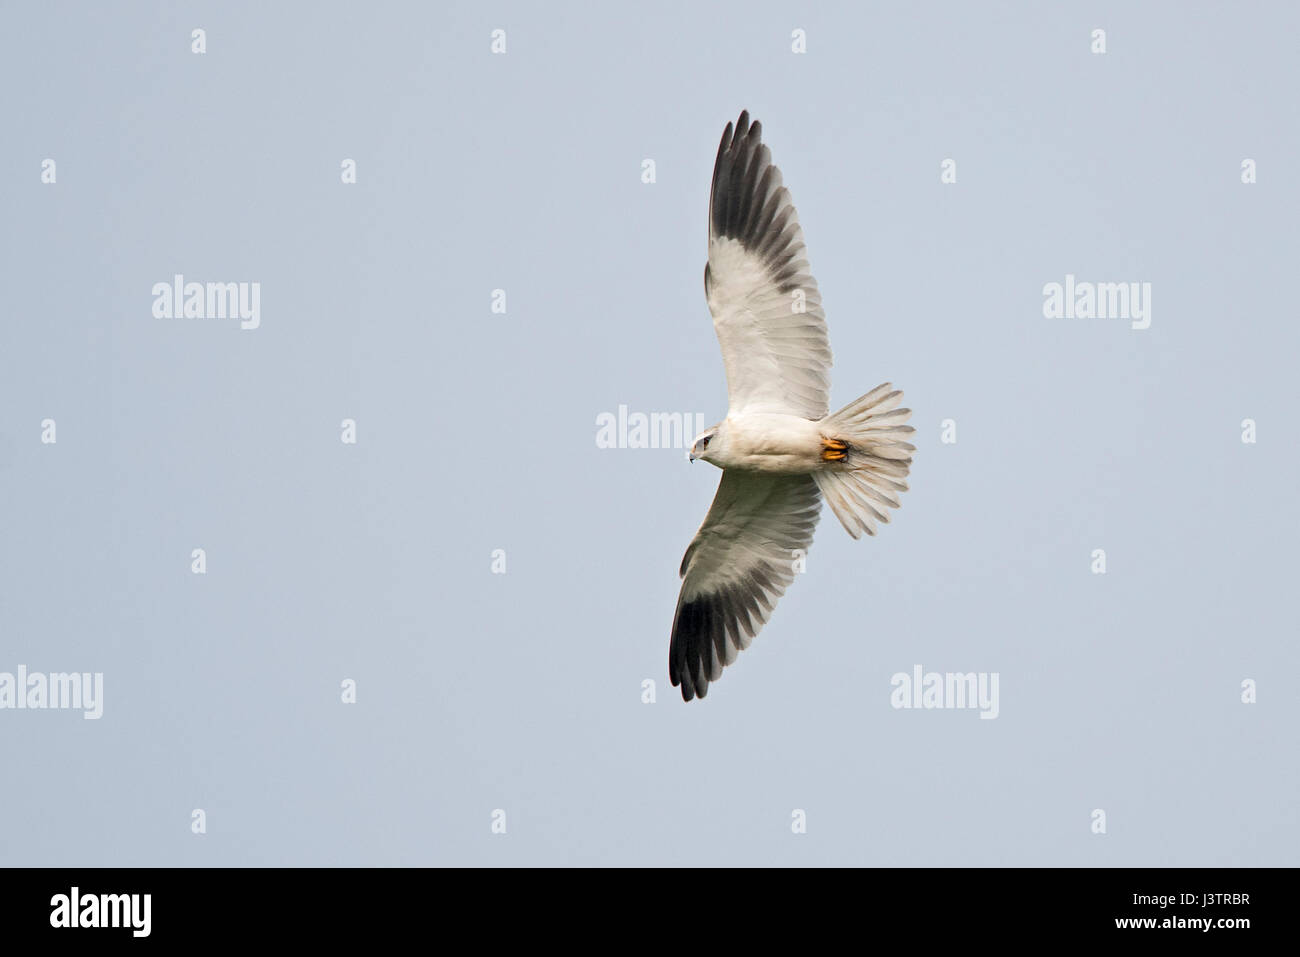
[821,437,849,461]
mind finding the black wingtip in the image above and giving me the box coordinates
[715,120,734,167]
[710,110,777,248]
[670,595,724,703]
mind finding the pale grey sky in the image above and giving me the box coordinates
[1,0,1296,866]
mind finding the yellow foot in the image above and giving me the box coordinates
[821,437,848,462]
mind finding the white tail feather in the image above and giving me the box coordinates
[814,383,915,539]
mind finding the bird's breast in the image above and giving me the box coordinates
[720,413,825,473]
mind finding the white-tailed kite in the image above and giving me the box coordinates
[669,110,915,701]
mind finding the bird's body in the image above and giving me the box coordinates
[667,110,916,701]
[699,412,826,474]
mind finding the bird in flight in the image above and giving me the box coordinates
[669,110,915,701]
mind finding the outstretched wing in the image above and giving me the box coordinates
[705,110,832,420]
[669,470,822,701]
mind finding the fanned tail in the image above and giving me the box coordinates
[813,383,915,539]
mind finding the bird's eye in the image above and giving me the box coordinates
[702,436,711,448]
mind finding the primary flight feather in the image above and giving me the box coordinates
[669,110,916,701]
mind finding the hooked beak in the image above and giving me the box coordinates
[688,450,697,463]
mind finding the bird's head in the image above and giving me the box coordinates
[688,426,722,465]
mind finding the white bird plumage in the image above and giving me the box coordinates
[669,111,916,701]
